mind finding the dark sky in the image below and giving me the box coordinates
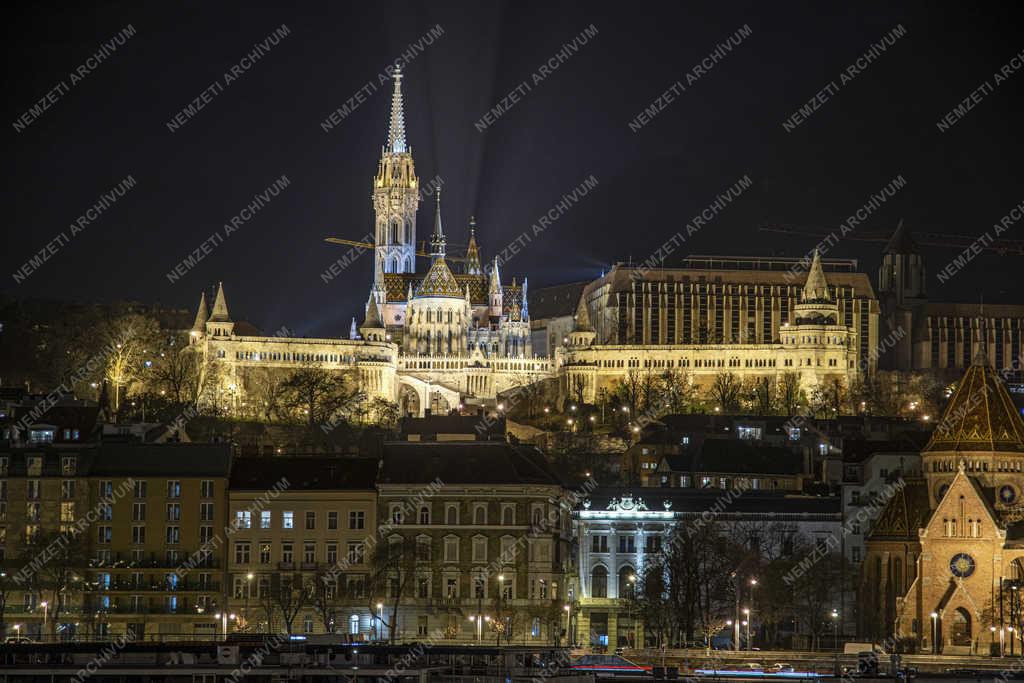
[4,1,1022,336]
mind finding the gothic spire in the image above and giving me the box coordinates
[522,276,529,320]
[387,64,407,154]
[209,282,231,322]
[430,188,446,259]
[465,216,482,275]
[191,292,209,332]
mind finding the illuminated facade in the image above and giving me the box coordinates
[864,353,1024,652]
[187,70,893,417]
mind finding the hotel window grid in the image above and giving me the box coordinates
[133,480,146,498]
[200,526,214,544]
[283,511,294,529]
[328,511,338,530]
[326,543,338,564]
[200,502,214,521]
[61,480,75,499]
[200,480,214,498]
[166,526,180,544]
[260,510,271,529]
[235,510,252,529]
[99,480,113,497]
[132,525,145,544]
[305,511,316,530]
[61,456,76,475]
[260,542,272,564]
[304,542,316,563]
[167,481,181,499]
[166,503,181,521]
[132,502,146,521]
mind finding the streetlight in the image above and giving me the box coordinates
[831,609,839,650]
[40,601,48,639]
[627,574,637,647]
[564,604,572,647]
[931,612,939,654]
[743,608,751,651]
[376,603,384,641]
[245,573,254,630]
[749,579,757,650]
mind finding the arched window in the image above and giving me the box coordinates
[349,614,360,635]
[502,506,515,526]
[419,506,430,525]
[446,506,458,525]
[474,505,486,525]
[951,607,971,646]
[618,566,636,598]
[591,565,608,598]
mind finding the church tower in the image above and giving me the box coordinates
[877,221,927,370]
[371,65,420,305]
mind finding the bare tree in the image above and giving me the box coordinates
[29,530,89,639]
[312,568,341,633]
[98,314,162,415]
[367,536,418,644]
[280,364,365,428]
[778,372,804,416]
[708,372,742,414]
[270,573,312,635]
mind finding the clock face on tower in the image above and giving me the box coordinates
[1001,485,1017,504]
[950,553,976,578]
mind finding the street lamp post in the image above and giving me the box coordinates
[931,612,939,654]
[627,574,636,648]
[564,604,572,647]
[749,579,757,650]
[743,609,751,651]
[831,610,839,650]
[376,603,384,642]
[245,573,253,631]
[40,601,48,640]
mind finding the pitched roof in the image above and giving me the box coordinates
[529,281,589,320]
[230,456,378,490]
[924,352,1024,454]
[661,439,804,475]
[378,441,562,486]
[866,478,931,541]
[191,292,208,332]
[89,443,232,477]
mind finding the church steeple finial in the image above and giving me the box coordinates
[387,64,407,154]
[430,188,446,259]
[465,215,482,275]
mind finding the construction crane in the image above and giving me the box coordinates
[759,223,1024,256]
[324,237,471,262]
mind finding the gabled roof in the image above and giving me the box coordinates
[924,351,1024,454]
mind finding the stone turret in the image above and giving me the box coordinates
[205,282,234,337]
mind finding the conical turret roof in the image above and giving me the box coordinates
[924,351,1024,453]
[802,249,831,303]
[191,292,208,332]
[465,216,482,275]
[208,282,231,322]
[574,297,594,332]
[362,296,383,329]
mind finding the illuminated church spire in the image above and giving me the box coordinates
[371,64,419,308]
[430,188,446,260]
[388,64,407,154]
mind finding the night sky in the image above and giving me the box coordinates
[4,1,1022,336]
